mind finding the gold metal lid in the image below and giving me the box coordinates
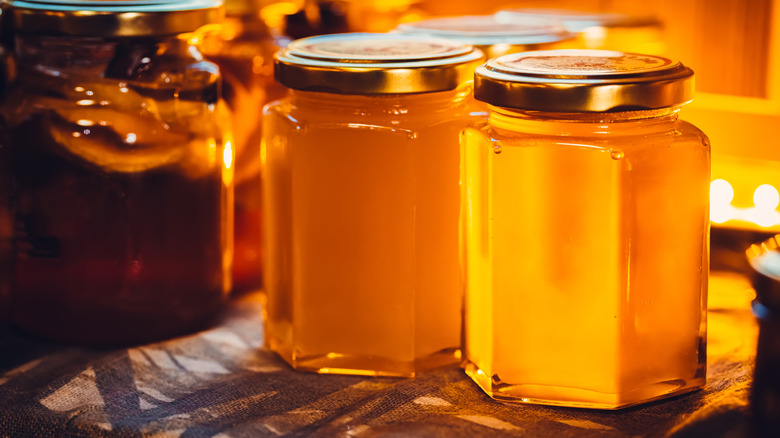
[274,32,484,95]
[395,15,572,48]
[474,49,694,112]
[9,0,224,37]
[495,8,661,32]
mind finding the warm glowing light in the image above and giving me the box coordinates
[76,119,95,127]
[710,179,735,224]
[76,99,96,106]
[582,26,607,49]
[754,184,780,211]
[710,179,734,205]
[74,86,84,92]
[710,179,780,229]
[223,140,233,170]
[125,133,137,144]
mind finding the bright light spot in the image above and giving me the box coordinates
[223,140,233,170]
[119,87,129,93]
[710,179,735,224]
[711,179,734,206]
[125,133,137,144]
[86,90,93,96]
[76,99,96,106]
[489,43,512,57]
[72,132,81,138]
[754,184,780,211]
[141,57,150,63]
[582,26,607,49]
[74,86,84,92]
[76,119,95,126]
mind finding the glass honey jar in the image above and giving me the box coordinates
[1,0,233,346]
[461,50,710,409]
[395,15,574,59]
[201,0,300,293]
[263,33,483,377]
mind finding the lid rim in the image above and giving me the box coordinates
[275,33,484,95]
[9,0,224,36]
[475,50,695,112]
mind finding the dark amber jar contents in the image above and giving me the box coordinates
[1,0,233,346]
[201,0,297,293]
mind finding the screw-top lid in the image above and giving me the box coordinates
[474,49,694,112]
[274,32,484,95]
[395,15,572,49]
[8,0,224,37]
[748,235,780,315]
[495,8,661,32]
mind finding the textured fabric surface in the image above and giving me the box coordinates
[0,273,759,437]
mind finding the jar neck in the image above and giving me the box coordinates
[488,105,682,136]
[289,84,473,116]
[14,34,198,79]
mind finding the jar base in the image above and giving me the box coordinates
[463,360,705,410]
[272,346,460,378]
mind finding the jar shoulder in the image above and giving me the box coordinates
[263,96,475,131]
[474,117,710,150]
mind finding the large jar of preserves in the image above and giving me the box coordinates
[2,0,233,346]
[461,50,710,409]
[263,33,482,377]
[201,0,300,293]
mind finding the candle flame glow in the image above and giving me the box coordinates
[710,179,780,229]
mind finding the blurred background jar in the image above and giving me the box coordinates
[395,15,574,59]
[283,0,425,38]
[747,236,780,437]
[201,0,302,294]
[263,33,482,377]
[1,0,233,346]
[494,8,665,55]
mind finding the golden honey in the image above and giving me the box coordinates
[262,33,482,376]
[461,50,710,409]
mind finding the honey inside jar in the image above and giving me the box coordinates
[461,50,709,409]
[263,33,482,376]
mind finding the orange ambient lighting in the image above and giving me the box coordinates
[711,179,780,231]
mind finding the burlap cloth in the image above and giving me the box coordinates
[0,272,759,437]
